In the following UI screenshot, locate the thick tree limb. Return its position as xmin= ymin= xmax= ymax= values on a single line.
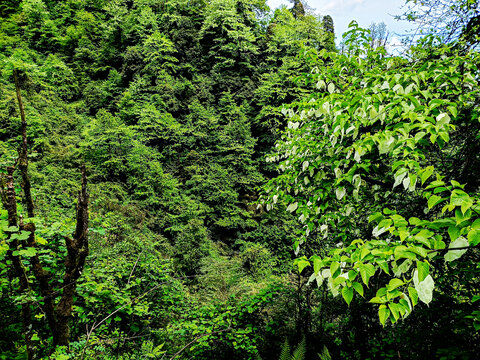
xmin=3 ymin=167 xmax=35 ymax=360
xmin=4 ymin=71 xmax=90 ymax=351
xmin=55 ymin=165 xmax=89 ymax=346
xmin=13 ymin=69 xmax=34 ymax=218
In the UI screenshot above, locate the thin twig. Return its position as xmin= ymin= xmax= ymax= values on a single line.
xmin=168 ymin=328 xmax=232 ymax=360
xmin=428 ymin=245 xmax=475 ymax=254
xmin=81 ymin=280 xmax=170 ymax=359
xmin=128 ymin=249 xmax=146 ymax=285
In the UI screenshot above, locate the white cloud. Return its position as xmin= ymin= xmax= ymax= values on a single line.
xmin=268 ymin=0 xmax=367 ymax=15
xmin=389 ymin=35 xmax=403 ymax=47
xmin=315 ymin=0 xmax=366 ymax=15
xmin=386 ymin=35 xmax=407 ymax=55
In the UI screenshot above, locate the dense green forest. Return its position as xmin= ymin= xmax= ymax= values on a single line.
xmin=0 ymin=0 xmax=479 ymax=359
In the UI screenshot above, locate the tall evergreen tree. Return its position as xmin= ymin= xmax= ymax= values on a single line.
xmin=322 ymin=15 xmax=335 ymax=50
xmin=289 ymin=0 xmax=305 ymax=18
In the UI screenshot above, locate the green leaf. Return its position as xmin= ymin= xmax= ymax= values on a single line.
xmin=328 ymin=82 xmax=335 ymax=94
xmin=408 ymin=286 xmax=418 ymax=307
xmin=414 ymin=229 xmax=434 ymax=246
xmin=286 ymin=202 xmax=298 ymax=213
xmin=393 ymin=168 xmax=408 ymax=188
xmin=330 ymin=262 xmax=340 ymax=278
xmin=16 ymin=231 xmax=31 ymax=241
xmin=413 ymin=270 xmax=434 ymax=305
xmin=430 ymin=218 xmax=455 ymax=229
xmin=436 ymin=113 xmax=451 ymax=128
xmin=425 ymin=180 xmax=445 ymax=190
xmin=391 ymin=214 xmax=408 ymax=227
xmin=378 ymin=305 xmax=390 ymax=326
xmin=3 ymin=226 xmax=19 ymax=232
xmin=450 ymin=189 xmax=469 ymax=207
xmin=427 ymin=195 xmax=444 ymax=209
xmin=333 ymin=276 xmax=347 ymax=286
xmin=352 ymin=282 xmax=364 ymax=297
xmin=359 ymin=263 xmax=376 ymax=286
xmin=467 ymin=229 xmax=480 ymax=246
xmin=335 ymin=187 xmax=346 ymax=200
xmin=399 ymin=297 xmax=412 ymax=316
xmin=376 ymin=259 xmax=390 ymax=274
xmin=376 ymin=287 xmax=387 ymax=298
xmin=397 ymin=301 xmax=409 ymax=318
xmin=387 ymin=289 xmax=401 ymax=301
xmin=450 ymin=180 xmax=464 ymax=189
xmin=448 ymin=226 xmax=460 ymax=242
xmin=368 ymin=212 xmax=383 ymax=223
xmin=312 ymin=256 xmax=323 ymax=274
xmin=409 ymin=217 xmax=421 ymax=225
xmin=398 ymin=230 xmax=409 ymax=242
xmin=393 ymin=259 xmax=412 ymax=277
xmin=455 ymin=208 xmax=471 ymax=225
xmin=348 ymin=269 xmax=358 ymax=281
xmin=461 ymin=199 xmax=473 ymax=215
xmin=388 ymin=303 xmax=400 ymax=322
xmin=19 ymin=247 xmax=37 ymax=257
xmin=383 ymin=208 xmax=395 ymax=215
xmin=408 ymin=246 xmax=428 ymax=258
xmin=360 ymin=247 xmax=370 ymax=260
xmin=432 ymin=238 xmax=446 ymax=250
xmin=447 ymin=105 xmax=458 ymax=118
xmin=416 ymin=261 xmax=429 ymax=282
xmin=342 ymin=286 xmax=354 ymax=306
xmin=296 ymin=258 xmax=311 ymax=273
xmin=386 ymin=278 xmax=404 ymax=291
xmin=370 ymin=296 xmax=387 ymax=304
xmin=434 ymin=186 xmax=448 ymax=194
xmin=444 ymin=236 xmax=469 ymax=262
xmin=394 ymin=247 xmax=417 ymax=260
xmin=420 ymin=166 xmax=434 ymax=185
xmin=36 ymin=236 xmax=48 ymax=245
xmin=471 ymin=219 xmax=480 ymax=230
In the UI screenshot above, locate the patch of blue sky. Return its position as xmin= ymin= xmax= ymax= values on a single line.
xmin=266 ymin=0 xmax=418 ymax=51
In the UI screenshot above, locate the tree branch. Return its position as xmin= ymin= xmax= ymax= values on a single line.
xmin=13 ymin=69 xmax=34 ymax=218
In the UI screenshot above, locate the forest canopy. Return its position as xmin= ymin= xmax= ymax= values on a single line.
xmin=0 ymin=0 xmax=479 ymax=360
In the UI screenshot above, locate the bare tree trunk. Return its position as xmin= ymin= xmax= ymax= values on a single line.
xmin=56 ymin=165 xmax=89 ymax=346
xmin=5 ymin=69 xmax=90 ymax=350
xmin=13 ymin=70 xmax=34 ymax=218
xmin=14 ymin=69 xmax=60 ymax=347
xmin=2 ymin=167 xmax=35 ymax=360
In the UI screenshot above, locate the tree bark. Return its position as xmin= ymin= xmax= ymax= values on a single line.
xmin=55 ymin=165 xmax=89 ymax=346
xmin=13 ymin=69 xmax=34 ymax=218
xmin=14 ymin=68 xmax=59 ymax=346
xmin=4 ymin=69 xmax=90 ymax=351
xmin=2 ymin=167 xmax=35 ymax=360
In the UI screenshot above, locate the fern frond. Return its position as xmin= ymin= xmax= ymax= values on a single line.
xmin=292 ymin=336 xmax=306 ymax=360
xmin=318 ymin=345 xmax=332 ymax=360
xmin=279 ymin=339 xmax=291 ymax=360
